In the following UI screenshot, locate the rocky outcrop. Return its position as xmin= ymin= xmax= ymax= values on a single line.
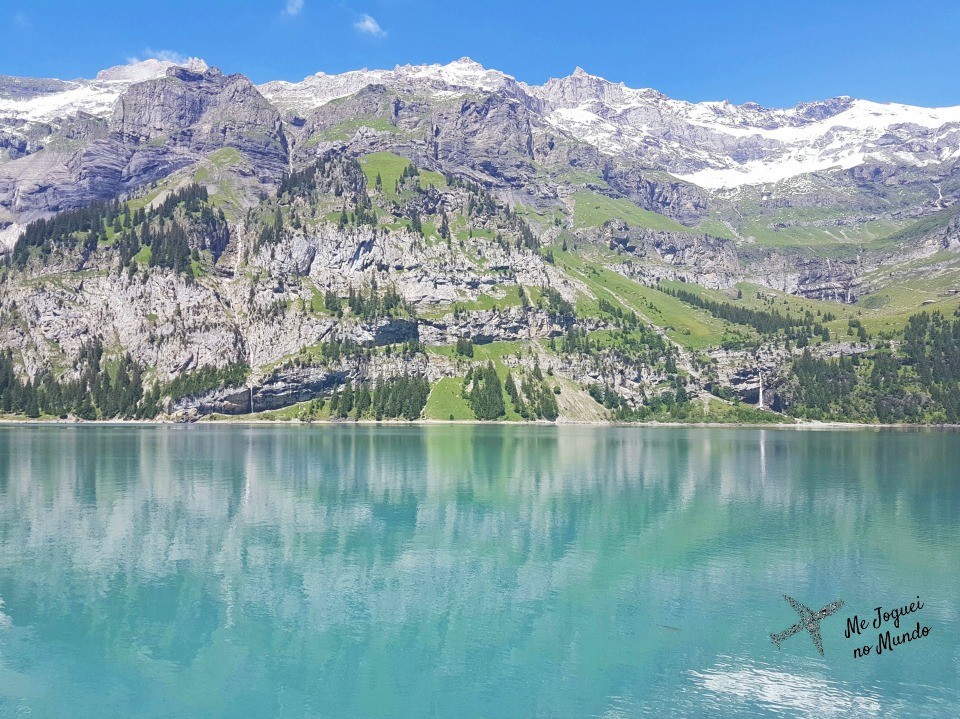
xmin=744 ymin=251 xmax=862 ymax=301
xmin=170 ymin=350 xmax=451 ymax=417
xmin=248 ymin=218 xmax=561 ymax=307
xmin=418 ymin=307 xmax=579 ymax=345
xmin=602 ymin=166 xmax=710 ymax=225
xmin=170 ymin=385 xmax=253 ymax=416
xmin=599 ymin=220 xmax=741 ymax=288
xmin=112 ymin=66 xmax=287 ymax=178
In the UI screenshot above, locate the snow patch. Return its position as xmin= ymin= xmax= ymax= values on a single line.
xmin=677 ymin=153 xmax=865 ymax=189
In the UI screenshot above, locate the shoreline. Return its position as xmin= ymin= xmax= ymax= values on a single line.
xmin=0 ymin=417 xmax=957 ymax=430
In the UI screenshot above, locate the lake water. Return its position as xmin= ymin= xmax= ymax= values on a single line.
xmin=0 ymin=425 xmax=957 ymax=718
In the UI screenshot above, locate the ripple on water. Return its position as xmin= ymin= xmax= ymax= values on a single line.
xmin=690 ymin=658 xmax=895 ymax=718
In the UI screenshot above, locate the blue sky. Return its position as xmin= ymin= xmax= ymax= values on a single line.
xmin=4 ymin=0 xmax=960 ymax=108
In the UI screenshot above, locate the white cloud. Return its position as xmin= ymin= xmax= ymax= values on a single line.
xmin=284 ymin=0 xmax=304 ymax=16
xmin=354 ymin=13 xmax=386 ymax=37
xmin=13 ymin=12 xmax=30 ymax=29
xmin=127 ymin=48 xmax=191 ymax=65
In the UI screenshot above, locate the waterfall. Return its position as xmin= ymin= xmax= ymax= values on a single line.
xmin=758 ymin=369 xmax=764 ymax=408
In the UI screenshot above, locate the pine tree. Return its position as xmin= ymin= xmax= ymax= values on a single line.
xmin=455 ymin=337 xmax=474 ymax=357
xmin=340 ymin=384 xmax=355 ymax=417
xmin=470 ymin=362 xmax=505 ymax=420
xmin=356 ymin=382 xmax=371 ymax=417
xmin=24 ymin=384 xmax=40 ymax=418
xmin=76 ymin=394 xmax=97 ymax=420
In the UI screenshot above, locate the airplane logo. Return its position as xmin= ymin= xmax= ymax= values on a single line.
xmin=770 ymin=595 xmax=844 ymax=656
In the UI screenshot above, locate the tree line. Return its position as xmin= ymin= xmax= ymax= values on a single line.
xmin=0 ymin=340 xmax=148 ymax=419
xmin=660 ymin=284 xmax=810 ymax=334
xmin=9 ymin=183 xmax=220 ymax=278
xmin=328 ymin=376 xmax=430 ymax=421
xmin=781 ymin=310 xmax=960 ymax=423
xmin=506 ymin=366 xmax=559 ymax=420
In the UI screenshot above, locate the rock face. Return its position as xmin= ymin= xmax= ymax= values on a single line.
xmin=0 ymin=65 xmax=287 ymax=226
xmin=170 ymin=385 xmax=252 ymax=416
xmin=601 ymin=166 xmax=709 ymax=225
xmin=2 ymin=266 xmax=246 ymax=380
xmin=112 ymin=67 xmax=287 ymax=178
xmin=742 ymin=251 xmax=862 ymax=301
xmin=599 ymin=220 xmax=741 ymax=288
xmin=419 ymin=308 xmax=577 ymax=345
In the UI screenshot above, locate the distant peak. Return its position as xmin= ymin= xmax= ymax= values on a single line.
xmin=793 ymin=95 xmax=856 ymax=121
xmin=167 ymin=64 xmax=220 ymax=81
xmin=564 ymin=67 xmax=611 ymax=85
xmin=96 ymin=57 xmax=208 ymax=83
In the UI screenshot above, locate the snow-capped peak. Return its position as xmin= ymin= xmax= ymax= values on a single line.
xmin=534 ymin=68 xmax=664 ymax=111
xmin=0 ymin=57 xmax=210 ymax=131
xmin=95 ymin=57 xmax=208 ymax=83
xmin=402 ymin=58 xmax=517 ymax=100
xmin=532 ymin=71 xmax=960 ymax=188
xmin=5 ymin=57 xmax=960 ymax=191
xmin=258 ymin=58 xmax=518 ymax=113
xmin=407 ymin=56 xmax=512 ymax=90
xmin=259 ymin=59 xmax=960 ymax=188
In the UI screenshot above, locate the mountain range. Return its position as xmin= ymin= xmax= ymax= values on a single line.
xmin=0 ymin=57 xmax=958 ymax=424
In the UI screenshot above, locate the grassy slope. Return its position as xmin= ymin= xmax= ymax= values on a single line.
xmin=854 ymin=259 xmax=960 ymax=334
xmin=359 ymin=152 xmax=447 ymax=201
xmin=192 ymin=147 xmax=249 ymax=218
xmin=427 ymin=341 xmax=529 ymax=421
xmin=556 ymin=249 xmax=737 ymax=349
xmin=311 ymin=118 xmax=403 ymax=144
xmin=659 ymin=266 xmax=960 ymax=340
xmin=659 ymin=279 xmax=856 ymax=339
xmin=844 ymin=207 xmax=960 ymax=331
xmin=571 ymin=191 xmax=690 ymax=232
xmin=694 ymin=218 xmax=739 ymax=241
xmin=424 ymin=377 xmax=475 ymax=420
xmin=738 ymin=219 xmax=905 ymax=254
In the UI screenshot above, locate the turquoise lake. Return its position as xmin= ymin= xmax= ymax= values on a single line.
xmin=0 ymin=425 xmax=957 ymax=717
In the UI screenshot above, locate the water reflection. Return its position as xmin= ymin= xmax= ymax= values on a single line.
xmin=0 ymin=425 xmax=957 ymax=718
